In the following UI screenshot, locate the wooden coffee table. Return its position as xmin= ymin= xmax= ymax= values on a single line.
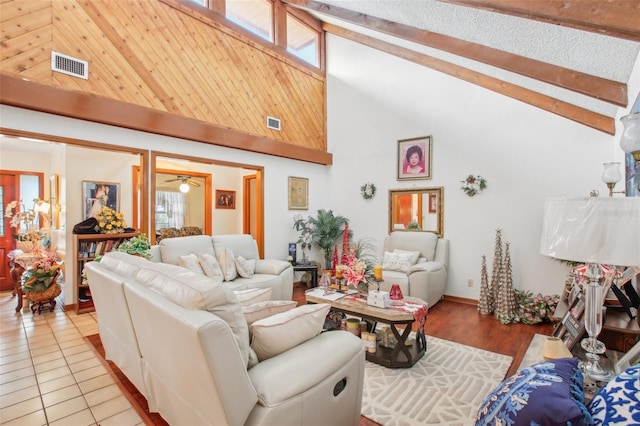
xmin=306 ymin=289 xmax=428 ymax=368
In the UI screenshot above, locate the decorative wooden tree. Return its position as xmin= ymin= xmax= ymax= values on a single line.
xmin=496 ymin=242 xmax=517 ymax=324
xmin=490 ymin=229 xmax=503 ymax=318
xmin=340 ymin=222 xmax=350 ymax=266
xmin=478 ymin=255 xmax=493 ymax=314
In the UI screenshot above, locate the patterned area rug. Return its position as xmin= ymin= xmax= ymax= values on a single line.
xmin=362 ymin=335 xmax=513 ymax=426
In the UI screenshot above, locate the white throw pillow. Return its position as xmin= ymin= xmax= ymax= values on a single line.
xmin=243 ymin=300 xmax=297 ymax=326
xmin=219 ymin=247 xmax=238 ymax=281
xmin=235 ymin=256 xmax=256 ymax=278
xmin=250 ymin=303 xmax=330 ymax=361
xmin=382 ymin=251 xmax=415 ymax=273
xmin=178 ymin=253 xmax=204 ymax=274
xmin=199 ymin=253 xmax=224 ymax=281
xmin=234 ymin=288 xmax=272 ymax=307
xmin=392 ymin=249 xmax=420 ymax=265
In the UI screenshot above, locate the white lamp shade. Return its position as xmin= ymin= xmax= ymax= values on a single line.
xmin=601 ymin=162 xmax=621 ymax=184
xmin=620 ymin=112 xmax=640 ymax=154
xmin=540 ymin=197 xmax=640 ymax=266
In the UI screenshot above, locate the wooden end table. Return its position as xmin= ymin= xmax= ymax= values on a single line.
xmin=293 ymin=264 xmax=318 ymax=287
xmin=306 ymin=290 xmax=428 ymax=368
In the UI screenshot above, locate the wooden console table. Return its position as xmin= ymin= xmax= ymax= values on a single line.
xmin=553 ymin=299 xmax=640 ymax=352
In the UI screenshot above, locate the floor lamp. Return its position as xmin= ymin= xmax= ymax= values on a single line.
xmin=540 ymin=197 xmax=640 ymax=381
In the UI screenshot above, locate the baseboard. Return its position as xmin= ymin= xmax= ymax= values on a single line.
xmin=443 ymin=295 xmax=478 ymax=305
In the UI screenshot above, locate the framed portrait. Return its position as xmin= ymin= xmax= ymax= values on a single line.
xmin=83 ymin=181 xmax=119 ymax=219
xmin=397 ymin=136 xmax=432 ymax=180
xmin=215 ymin=190 xmax=236 ymax=209
xmin=49 ymin=174 xmax=60 ymax=229
xmin=288 ymin=176 xmax=308 ymax=210
xmin=428 ymin=193 xmax=437 ymax=213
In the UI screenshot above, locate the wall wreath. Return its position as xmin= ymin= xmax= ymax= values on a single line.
xmin=461 ymin=175 xmax=487 ymax=197
xmin=360 ymin=182 xmax=376 ymax=199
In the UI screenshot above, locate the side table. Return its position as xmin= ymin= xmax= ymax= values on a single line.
xmin=293 ymin=264 xmax=318 ymax=288
xmin=8 ymin=250 xmax=26 ymax=312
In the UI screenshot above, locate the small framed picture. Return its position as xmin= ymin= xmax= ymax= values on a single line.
xmin=397 ymin=136 xmax=432 ymax=180
xmin=216 ymin=190 xmax=235 ymax=209
xmin=615 ymin=339 xmax=640 ymax=374
xmin=288 ymin=176 xmax=308 ymax=210
xmin=83 ymin=181 xmax=119 ymax=219
xmin=428 ymin=193 xmax=437 ymax=213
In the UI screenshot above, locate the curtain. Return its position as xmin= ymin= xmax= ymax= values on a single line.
xmin=156 ymin=190 xmax=188 ymax=229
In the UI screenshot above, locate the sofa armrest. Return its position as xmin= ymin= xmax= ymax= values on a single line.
xmin=149 ymin=245 xmax=162 ymax=263
xmin=248 ymin=331 xmax=364 ymax=406
xmin=255 ymin=259 xmax=292 ymax=276
xmin=407 ymin=261 xmax=444 ymax=275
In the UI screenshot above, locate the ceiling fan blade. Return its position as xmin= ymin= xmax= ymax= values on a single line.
xmin=188 ymin=180 xmax=201 ymax=187
xmin=164 ymin=178 xmax=181 ymax=183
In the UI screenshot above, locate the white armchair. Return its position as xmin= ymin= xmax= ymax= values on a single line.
xmin=378 ymin=231 xmax=449 ymax=308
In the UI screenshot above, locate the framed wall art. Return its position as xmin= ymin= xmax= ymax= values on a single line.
xmin=428 ymin=193 xmax=437 ymax=213
xmin=397 ymin=136 xmax=432 ymax=180
xmin=552 ymin=293 xmax=586 ymax=351
xmin=216 ymin=190 xmax=236 ymax=209
xmin=288 ymin=176 xmax=308 ymax=210
xmin=83 ymin=181 xmax=119 ymax=219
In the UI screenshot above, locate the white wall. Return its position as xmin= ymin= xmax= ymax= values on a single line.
xmin=326 ymin=35 xmax=638 ymax=299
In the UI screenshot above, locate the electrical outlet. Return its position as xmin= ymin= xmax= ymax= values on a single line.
xmin=467 ymin=279 xmax=473 ymax=287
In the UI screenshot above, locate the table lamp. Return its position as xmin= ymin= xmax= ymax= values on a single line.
xmin=540 ymin=197 xmax=640 ymax=381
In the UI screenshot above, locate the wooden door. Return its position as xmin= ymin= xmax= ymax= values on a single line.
xmin=0 ymin=173 xmax=17 ymax=291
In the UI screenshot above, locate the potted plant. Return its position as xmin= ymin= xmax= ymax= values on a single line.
xmin=294 ymin=209 xmax=349 ymax=270
xmin=116 ymin=233 xmax=152 ymax=259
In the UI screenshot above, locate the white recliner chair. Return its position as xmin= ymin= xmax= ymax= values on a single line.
xmin=379 ymin=231 xmax=449 ymax=308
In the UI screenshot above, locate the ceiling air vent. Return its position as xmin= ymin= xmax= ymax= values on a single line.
xmin=266 ymin=116 xmax=281 ymax=131
xmin=51 ymin=51 xmax=88 ymax=80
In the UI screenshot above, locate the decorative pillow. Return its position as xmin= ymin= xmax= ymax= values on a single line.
xmin=235 ymin=256 xmax=256 ymax=278
xmin=234 ymin=288 xmax=272 ymax=307
xmin=250 ymin=303 xmax=331 ymax=361
xmin=219 ymin=247 xmax=238 ymax=281
xmin=178 ymin=253 xmax=204 ymax=274
xmin=393 ymin=249 xmax=420 ymax=265
xmin=588 ymin=364 xmax=640 ymax=425
xmin=382 ymin=251 xmax=416 ymax=273
xmin=476 ymin=357 xmax=591 ymax=426
xmin=243 ymin=300 xmax=297 ymax=326
xmin=198 ymin=253 xmax=224 ymax=281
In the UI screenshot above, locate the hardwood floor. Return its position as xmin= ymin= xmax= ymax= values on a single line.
xmin=89 ymin=282 xmax=554 ymax=425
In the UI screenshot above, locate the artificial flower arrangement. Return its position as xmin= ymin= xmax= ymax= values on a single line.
xmin=360 ymin=182 xmax=376 ymax=200
xmin=509 ymin=290 xmax=560 ymax=325
xmin=22 ymin=249 xmax=62 ymax=293
xmin=335 ymin=227 xmax=377 ymax=294
xmin=94 ymin=205 xmax=127 ymax=234
xmin=461 ymin=175 xmax=487 ymax=197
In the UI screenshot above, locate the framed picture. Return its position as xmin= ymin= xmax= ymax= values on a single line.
xmin=428 ymin=193 xmax=437 ymax=213
xmin=83 ymin=181 xmax=119 ymax=219
xmin=397 ymin=136 xmax=432 ymax=180
xmin=288 ymin=176 xmax=308 ymax=210
xmin=552 ymin=293 xmax=586 ymax=351
xmin=615 ymin=339 xmax=640 ymax=374
xmin=49 ymin=174 xmax=60 ymax=229
xmin=215 ymin=190 xmax=236 ymax=209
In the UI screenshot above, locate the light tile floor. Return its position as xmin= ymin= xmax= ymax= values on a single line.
xmin=0 ymin=289 xmax=144 ymax=426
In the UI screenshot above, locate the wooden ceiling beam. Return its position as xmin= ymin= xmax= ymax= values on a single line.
xmin=285 ymin=0 xmax=627 ymax=107
xmin=324 ymin=23 xmax=614 ymax=135
xmin=438 ymin=0 xmax=640 ymax=43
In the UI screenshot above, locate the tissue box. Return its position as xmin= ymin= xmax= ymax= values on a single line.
xmin=368 ymin=290 xmax=390 ymax=308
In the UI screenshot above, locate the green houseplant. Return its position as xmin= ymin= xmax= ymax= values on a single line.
xmin=294 ymin=209 xmax=350 ymax=269
xmin=115 ymin=233 xmax=152 ymax=259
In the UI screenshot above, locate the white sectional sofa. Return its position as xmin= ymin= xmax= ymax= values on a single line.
xmin=84 ymin=250 xmax=365 ymax=426
xmin=149 ymin=234 xmax=294 ymax=300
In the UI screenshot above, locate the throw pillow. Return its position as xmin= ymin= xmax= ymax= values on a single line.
xmin=178 ymin=253 xmax=204 ymax=274
xmin=588 ymin=364 xmax=640 ymax=425
xmin=219 ymin=247 xmax=238 ymax=281
xmin=235 ymin=256 xmax=256 ymax=278
xmin=250 ymin=303 xmax=331 ymax=361
xmin=198 ymin=253 xmax=224 ymax=281
xmin=382 ymin=251 xmax=416 ymax=273
xmin=234 ymin=288 xmax=272 ymax=307
xmin=243 ymin=300 xmax=297 ymax=325
xmin=476 ymin=357 xmax=591 ymax=426
xmin=392 ymin=249 xmax=420 ymax=265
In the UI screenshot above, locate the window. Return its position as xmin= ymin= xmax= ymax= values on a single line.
xmin=190 ymin=0 xmax=207 ymax=5
xmin=226 ymin=0 xmax=273 ymax=42
xmin=286 ymin=13 xmax=319 ymax=66
xmin=156 ymin=190 xmax=188 ymax=230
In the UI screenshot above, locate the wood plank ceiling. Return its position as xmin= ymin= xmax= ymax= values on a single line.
xmin=285 ymin=0 xmax=640 ymax=134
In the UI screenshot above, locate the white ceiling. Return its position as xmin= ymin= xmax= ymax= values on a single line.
xmin=296 ymin=0 xmax=640 ymax=129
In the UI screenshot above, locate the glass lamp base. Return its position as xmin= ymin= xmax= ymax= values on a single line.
xmin=578 ymin=340 xmax=613 ymax=382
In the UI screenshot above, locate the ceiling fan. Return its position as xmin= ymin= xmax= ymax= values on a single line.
xmin=164 ymin=175 xmax=200 ymax=193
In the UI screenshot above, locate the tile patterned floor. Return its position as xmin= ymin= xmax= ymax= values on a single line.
xmin=0 ymin=290 xmax=143 ymax=426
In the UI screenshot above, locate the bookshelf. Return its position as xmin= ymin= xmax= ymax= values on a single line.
xmin=73 ymin=231 xmax=139 ymax=314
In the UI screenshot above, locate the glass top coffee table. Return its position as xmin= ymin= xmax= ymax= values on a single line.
xmin=306 ymin=289 xmax=428 ymax=368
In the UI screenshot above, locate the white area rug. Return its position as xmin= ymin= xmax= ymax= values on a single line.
xmin=361 ymin=335 xmax=513 ymax=426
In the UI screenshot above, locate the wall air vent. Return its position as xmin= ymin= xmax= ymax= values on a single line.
xmin=51 ymin=51 xmax=89 ymax=80
xmin=266 ymin=116 xmax=281 ymax=131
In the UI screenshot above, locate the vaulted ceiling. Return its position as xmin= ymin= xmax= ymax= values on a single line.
xmin=285 ymin=0 xmax=640 ymax=134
